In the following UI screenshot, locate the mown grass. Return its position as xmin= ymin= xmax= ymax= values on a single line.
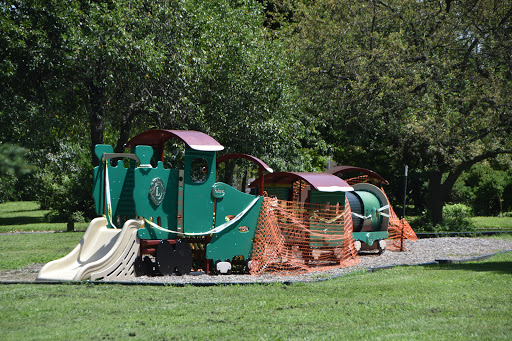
xmin=0 ymin=252 xmax=511 ymax=340
xmin=471 ymin=216 xmax=512 ymax=230
xmin=0 ymin=201 xmax=89 ymax=233
xmin=407 ymin=215 xmax=512 ymax=232
xmin=0 ymin=232 xmax=84 ymax=271
xmin=1 ymin=202 xmax=512 ymax=339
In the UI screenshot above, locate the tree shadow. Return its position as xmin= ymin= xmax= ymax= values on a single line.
xmin=425 ymin=258 xmax=512 ymax=275
xmin=0 ymin=216 xmax=46 ymax=226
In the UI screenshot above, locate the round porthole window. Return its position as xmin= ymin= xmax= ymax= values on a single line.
xmin=190 ymin=158 xmax=208 ymax=183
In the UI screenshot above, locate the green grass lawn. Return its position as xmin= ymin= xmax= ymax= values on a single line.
xmin=0 ymin=232 xmax=85 ymax=271
xmin=1 ymin=202 xmax=512 ymax=340
xmin=0 ymin=201 xmax=89 ymax=233
xmin=0 ymin=252 xmax=511 ymax=340
xmin=406 ymin=215 xmax=512 ymax=232
xmin=472 ymin=216 xmax=512 ymax=230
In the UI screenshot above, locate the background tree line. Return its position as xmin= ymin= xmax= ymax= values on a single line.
xmin=1 ymin=0 xmax=511 ymax=229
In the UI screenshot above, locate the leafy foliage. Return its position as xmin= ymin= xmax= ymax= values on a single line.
xmin=28 ymin=141 xmax=95 ymax=224
xmin=286 ymin=0 xmax=512 ymax=222
xmin=0 ymin=143 xmax=36 ymax=202
xmin=451 ymin=162 xmax=512 ymax=216
xmin=1 ymin=0 xmax=511 ymax=223
xmin=0 ymin=0 xmax=310 ymax=220
xmin=0 ymin=143 xmax=35 ymax=177
xmin=442 ymin=203 xmax=475 ymax=232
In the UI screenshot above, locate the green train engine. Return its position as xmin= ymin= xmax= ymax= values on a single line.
xmin=37 ymin=129 xmax=397 ymax=281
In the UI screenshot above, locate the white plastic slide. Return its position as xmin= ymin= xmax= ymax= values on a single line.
xmin=36 ymin=217 xmax=142 ymax=281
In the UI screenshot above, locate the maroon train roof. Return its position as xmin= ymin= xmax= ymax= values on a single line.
xmin=254 ymin=171 xmax=353 ymax=192
xmin=124 ymin=129 xmax=224 ymax=152
xmin=326 ymin=165 xmax=389 ymax=185
xmin=216 ymin=153 xmax=273 ymax=173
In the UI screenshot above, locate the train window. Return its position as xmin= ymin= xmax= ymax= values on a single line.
xmin=190 ymin=158 xmax=208 ymax=183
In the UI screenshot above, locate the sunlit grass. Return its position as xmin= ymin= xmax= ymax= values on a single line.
xmin=0 ymin=232 xmax=84 ymax=271
xmin=0 ymin=201 xmax=88 ymax=233
xmin=2 ymin=202 xmax=512 ymax=339
xmin=472 ymin=216 xmax=512 ymax=230
xmin=0 ymin=252 xmax=511 ymax=340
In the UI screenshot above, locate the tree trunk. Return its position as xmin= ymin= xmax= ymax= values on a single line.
xmin=222 ymin=161 xmax=235 ymax=186
xmin=427 ymin=168 xmax=465 ymax=225
xmin=67 ymin=221 xmax=74 ymax=232
xmin=241 ymin=170 xmax=248 ymax=193
xmin=114 ymin=110 xmax=135 ymax=153
xmin=427 ymin=171 xmax=448 ymax=224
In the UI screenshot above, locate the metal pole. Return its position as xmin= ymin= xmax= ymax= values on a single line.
xmin=402 ymin=165 xmax=408 ymax=219
xmin=401 ymin=165 xmax=408 ymax=252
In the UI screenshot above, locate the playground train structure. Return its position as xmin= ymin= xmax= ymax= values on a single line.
xmin=37 ymin=129 xmax=417 ymax=281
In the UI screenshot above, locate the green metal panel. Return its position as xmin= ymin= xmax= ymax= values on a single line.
xmin=352 ymin=231 xmax=388 ymax=246
xmin=206 ymin=184 xmax=262 ymax=261
xmin=182 ymin=148 xmax=217 ymax=234
xmin=308 ymin=190 xmax=346 ymax=248
xmin=355 ymin=190 xmax=382 ymax=231
xmin=132 ymin=146 xmax=179 ymax=240
xmin=309 ymin=190 xmax=345 ymax=205
xmin=92 ymin=144 xmax=136 ymax=228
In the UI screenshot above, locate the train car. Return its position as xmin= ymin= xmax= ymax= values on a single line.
xmin=37 ymin=129 xmax=398 ymax=281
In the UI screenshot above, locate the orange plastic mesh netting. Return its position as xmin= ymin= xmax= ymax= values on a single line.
xmin=345 ymin=175 xmax=418 ymax=251
xmin=381 ymin=188 xmax=418 ymax=251
xmin=250 ymin=196 xmax=360 ymax=275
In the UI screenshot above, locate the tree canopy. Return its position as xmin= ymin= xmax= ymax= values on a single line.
xmin=1 ymin=0 xmax=511 ymax=223
xmin=1 ymin=0 xmax=307 ymax=168
xmin=287 ymin=0 xmax=512 ymax=222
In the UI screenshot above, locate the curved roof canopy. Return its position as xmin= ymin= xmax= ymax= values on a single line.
xmin=326 ymin=165 xmax=389 ymax=185
xmin=216 ymin=153 xmax=273 ymax=173
xmin=255 ymin=171 xmax=353 ymax=192
xmin=125 ymin=129 xmax=224 ymax=152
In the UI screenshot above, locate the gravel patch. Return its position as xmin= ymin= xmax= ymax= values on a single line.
xmin=2 ymin=237 xmax=512 ymax=284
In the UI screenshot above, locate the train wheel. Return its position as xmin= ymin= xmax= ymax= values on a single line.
xmin=156 ymin=240 xmax=176 ymax=276
xmin=244 ymin=258 xmax=252 ymax=274
xmin=134 ymin=256 xmax=156 ymax=276
xmin=134 ymin=256 xmax=152 ymax=276
xmin=214 ymin=259 xmax=232 ymax=275
xmin=377 ymin=240 xmax=386 ymax=255
xmin=175 ymin=240 xmax=193 ymax=276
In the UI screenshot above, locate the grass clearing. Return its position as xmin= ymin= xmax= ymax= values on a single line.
xmin=0 ymin=201 xmax=88 ymax=233
xmin=0 ymin=232 xmax=84 ymax=271
xmin=0 ymin=252 xmax=511 ymax=340
xmin=472 ymin=216 xmax=512 ymax=231
xmin=2 ymin=201 xmax=512 ymax=339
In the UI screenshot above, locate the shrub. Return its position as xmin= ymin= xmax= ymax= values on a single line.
xmin=412 ymin=204 xmax=476 ymax=233
xmin=442 ymin=204 xmax=475 ymax=232
xmin=29 ymin=141 xmax=96 ymax=226
xmin=0 ymin=174 xmax=18 ymax=203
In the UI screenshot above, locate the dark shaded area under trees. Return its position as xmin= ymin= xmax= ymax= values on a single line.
xmin=1 ymin=0 xmax=511 ymax=227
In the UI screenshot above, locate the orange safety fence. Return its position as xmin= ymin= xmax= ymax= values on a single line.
xmin=249 ymin=175 xmax=418 ymax=276
xmin=250 ymin=196 xmax=360 ymax=275
xmin=381 ymin=188 xmax=418 ymax=251
xmin=345 ymin=175 xmax=418 ymax=251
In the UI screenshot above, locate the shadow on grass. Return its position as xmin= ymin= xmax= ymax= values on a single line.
xmin=0 ymin=216 xmax=47 ymax=226
xmin=426 ymin=261 xmax=512 ymax=275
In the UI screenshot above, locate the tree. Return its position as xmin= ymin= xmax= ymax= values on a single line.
xmin=1 ymin=0 xmax=312 ymax=220
xmin=0 ymin=0 xmax=81 ymax=150
xmin=0 ymin=143 xmax=34 ymax=177
xmin=452 ymin=161 xmax=512 ymax=216
xmin=287 ymin=0 xmax=512 ymax=222
xmin=1 ymin=0 xmax=308 ymax=167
